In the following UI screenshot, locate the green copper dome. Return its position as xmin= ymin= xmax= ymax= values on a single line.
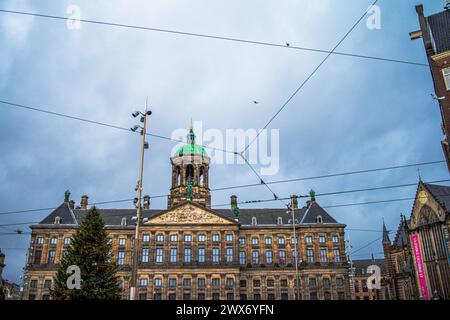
xmin=175 ymin=126 xmax=207 ymax=157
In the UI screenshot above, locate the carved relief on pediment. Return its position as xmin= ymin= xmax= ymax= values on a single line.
xmin=146 ymin=204 xmax=233 ymax=224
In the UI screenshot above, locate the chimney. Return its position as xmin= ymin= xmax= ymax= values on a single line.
xmin=69 ymin=200 xmax=75 ymax=209
xmin=143 ymin=195 xmax=150 ymax=209
xmin=230 ymin=195 xmax=237 ymax=209
xmin=81 ymin=195 xmax=88 ymax=209
xmin=290 ymin=195 xmax=298 ymax=209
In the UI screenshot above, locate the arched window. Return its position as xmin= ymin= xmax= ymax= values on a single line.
xmin=176 ymin=167 xmax=181 ymax=186
xmin=252 ymin=217 xmax=257 ymax=225
xmin=316 ymin=216 xmax=323 ymax=224
xmin=185 ymin=165 xmax=194 ymax=183
xmin=199 ymin=166 xmax=205 ymax=186
xmin=54 ymin=216 xmax=61 ymax=225
xmin=277 ymin=217 xmax=283 ymax=225
xmin=121 ymin=217 xmax=127 ymax=226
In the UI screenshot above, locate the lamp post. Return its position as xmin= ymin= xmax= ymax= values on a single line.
xmin=129 ymin=97 xmax=152 ymax=300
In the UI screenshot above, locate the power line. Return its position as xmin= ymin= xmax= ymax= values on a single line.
xmin=0 ymin=177 xmax=448 ymax=216
xmin=0 ymin=8 xmax=427 ymax=68
xmin=211 ymin=160 xmax=446 ymax=192
xmin=0 ymin=100 xmax=235 ymax=155
xmin=242 ymin=0 xmax=379 ymax=153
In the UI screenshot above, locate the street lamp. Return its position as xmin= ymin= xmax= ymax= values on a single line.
xmin=129 ymin=97 xmax=152 ymax=301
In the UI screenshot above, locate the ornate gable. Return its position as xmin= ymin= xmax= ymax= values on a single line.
xmin=145 ymin=202 xmax=236 ymax=225
xmin=409 ymin=183 xmax=446 ymax=230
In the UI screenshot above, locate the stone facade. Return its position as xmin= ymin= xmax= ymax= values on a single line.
xmin=22 ymin=128 xmax=350 ymax=300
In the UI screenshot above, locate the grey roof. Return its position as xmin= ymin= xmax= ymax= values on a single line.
xmin=35 ymin=200 xmax=340 ymax=227
xmin=423 ymin=183 xmax=450 ymax=211
xmin=352 ymin=258 xmax=386 ymax=276
xmin=427 ymin=9 xmax=450 ymax=54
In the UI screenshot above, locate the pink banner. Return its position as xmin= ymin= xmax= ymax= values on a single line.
xmin=411 ymin=234 xmax=429 ymax=300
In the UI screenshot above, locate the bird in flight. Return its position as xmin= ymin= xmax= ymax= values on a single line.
xmin=253 ymin=101 xmax=259 ymax=104
xmin=286 ymin=42 xmax=290 ymax=47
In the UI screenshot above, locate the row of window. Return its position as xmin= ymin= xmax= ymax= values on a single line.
xmin=134 ymin=277 xmax=345 ymax=288
xmin=117 ymin=248 xmax=341 ymax=265
xmin=34 ymin=234 xmax=341 ymax=247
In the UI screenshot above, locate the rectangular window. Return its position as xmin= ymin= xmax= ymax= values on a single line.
xmin=279 ymin=251 xmax=286 ymax=265
xmin=292 ymin=250 xmax=298 ymax=264
xmin=154 ymin=278 xmax=162 ymax=287
xmin=226 ymin=234 xmax=233 ymax=242
xmin=253 ymin=279 xmax=260 ymax=287
xmin=226 ymin=278 xmax=234 ymax=287
xmin=198 ymin=278 xmax=206 ymax=287
xmin=252 ymin=237 xmax=259 ymax=245
xmin=323 ymin=278 xmax=331 ymax=287
xmin=139 ymin=293 xmax=147 ymax=300
xmin=198 ymin=234 xmax=206 ymax=242
xmin=184 ymin=248 xmax=192 ymax=263
xmin=332 ymin=235 xmax=339 ymax=243
xmin=141 ymin=248 xmax=149 ymax=263
xmin=291 ymin=237 xmax=298 ymax=244
xmin=198 ymin=293 xmax=205 ymax=300
xmin=278 ymin=237 xmax=285 ymax=245
xmin=143 ymin=234 xmax=150 ymax=242
xmin=139 ymin=278 xmax=148 ymax=286
xmin=336 ymin=278 xmax=344 ymax=287
xmin=118 ymin=238 xmax=126 ymax=246
xmin=184 ymin=234 xmax=192 ymax=243
xmin=320 ymin=249 xmax=328 ymax=262
xmin=307 ymin=249 xmax=314 ymax=263
xmin=42 ymin=294 xmax=50 ymax=300
xmin=30 ymin=280 xmax=38 ymax=288
xmin=265 ymin=250 xmax=273 ymax=264
xmin=183 ymin=278 xmax=191 ymax=287
xmin=252 ymin=250 xmax=259 ymax=264
xmin=319 ymin=235 xmax=326 ymax=243
xmin=33 ymin=250 xmax=42 ymax=264
xmin=333 ymin=249 xmax=340 ymax=262
xmin=118 ymin=251 xmax=125 ymax=265
xmin=63 ymin=237 xmax=71 ymax=245
xmin=48 ymin=250 xmax=56 ymax=264
xmin=212 ymin=248 xmax=220 ymax=263
xmin=305 ymin=236 xmax=313 ymax=244
xmin=212 ymin=293 xmax=220 ymax=300
xmin=239 ymin=251 xmax=246 ymax=265
xmin=156 ymin=234 xmax=164 ymax=242
xmin=264 ymin=237 xmax=272 ymax=245
xmin=170 ymin=248 xmax=177 ymax=263
xmin=267 ymin=279 xmax=274 ymax=287
xmin=169 ymin=278 xmax=177 ymax=287
xmin=170 ymin=234 xmax=178 ymax=242
xmin=156 ymin=248 xmax=163 ymax=263
xmin=240 ymin=280 xmax=247 ymax=288
xmin=37 ymin=237 xmax=44 ymax=245
xmin=212 ymin=234 xmax=219 ymax=242
xmin=44 ymin=280 xmax=52 ymax=289
xmin=309 ymin=278 xmax=317 ymax=287
xmin=239 ymin=237 xmax=245 ymax=245
xmin=198 ymin=248 xmax=206 ymax=263
xmin=212 ymin=278 xmax=220 ymax=286
xmin=280 ymin=279 xmax=288 ymax=287
xmin=226 ymin=248 xmax=233 ymax=263
xmin=443 ymin=67 xmax=450 ymax=90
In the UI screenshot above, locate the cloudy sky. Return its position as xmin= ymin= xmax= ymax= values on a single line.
xmin=0 ymin=0 xmax=448 ymax=283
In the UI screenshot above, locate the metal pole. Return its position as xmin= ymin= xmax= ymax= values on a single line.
xmin=130 ymin=97 xmax=149 ymax=300
xmin=291 ymin=206 xmax=301 ymax=300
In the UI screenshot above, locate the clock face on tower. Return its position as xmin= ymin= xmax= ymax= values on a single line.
xmin=418 ymin=190 xmax=428 ymax=204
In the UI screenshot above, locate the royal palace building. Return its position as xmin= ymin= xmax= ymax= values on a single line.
xmin=22 ymin=127 xmax=350 ymax=300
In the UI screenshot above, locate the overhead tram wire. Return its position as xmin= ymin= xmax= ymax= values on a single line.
xmin=0 ymin=9 xmax=427 ymax=68
xmin=242 ymin=0 xmax=380 ymax=154
xmin=0 ymin=100 xmax=235 ymax=155
xmin=1 ymin=178 xmax=449 ymax=217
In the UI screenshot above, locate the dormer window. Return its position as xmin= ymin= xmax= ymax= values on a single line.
xmin=443 ymin=67 xmax=450 ymax=90
xmin=277 ymin=217 xmax=283 ymax=225
xmin=121 ymin=217 xmax=127 ymax=226
xmin=54 ymin=216 xmax=61 ymax=225
xmin=316 ymin=215 xmax=323 ymax=224
xmin=252 ymin=217 xmax=257 ymax=225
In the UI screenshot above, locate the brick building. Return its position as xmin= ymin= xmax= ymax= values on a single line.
xmin=410 ymin=3 xmax=450 ymax=171
xmin=350 ymin=258 xmax=388 ymax=300
xmin=22 ymin=127 xmax=350 ymax=300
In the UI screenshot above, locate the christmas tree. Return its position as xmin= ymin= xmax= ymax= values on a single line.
xmin=51 ymin=206 xmax=122 ymax=300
